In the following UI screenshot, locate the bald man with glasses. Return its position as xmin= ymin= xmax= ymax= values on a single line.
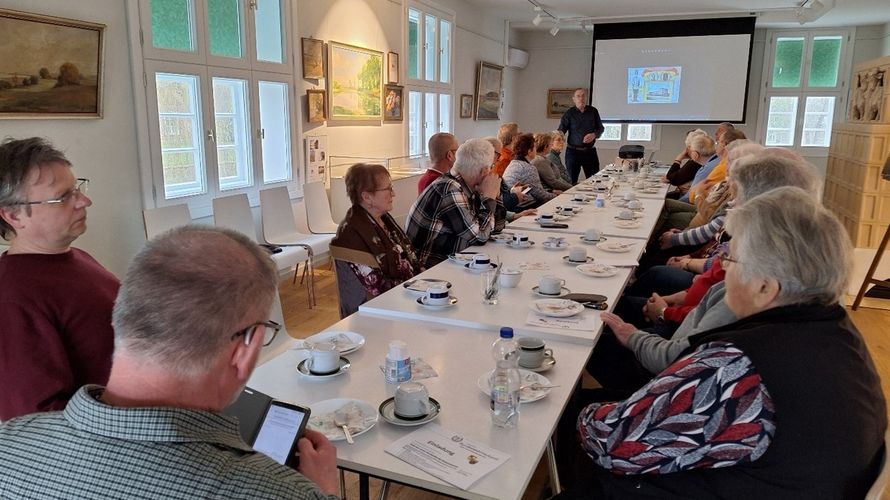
xmin=0 ymin=137 xmax=119 ymax=421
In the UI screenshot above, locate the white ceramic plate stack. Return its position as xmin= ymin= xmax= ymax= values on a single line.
xmin=402 ymin=279 xmax=452 ymax=295
xmin=530 ymin=299 xmax=585 ymax=317
xmin=576 ymin=263 xmax=619 ymax=278
xmin=596 ymin=241 xmax=634 ymax=253
xmin=302 ymin=330 xmax=366 ymax=354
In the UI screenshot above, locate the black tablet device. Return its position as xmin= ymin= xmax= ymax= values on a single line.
xmin=224 ymin=387 xmax=310 ymax=467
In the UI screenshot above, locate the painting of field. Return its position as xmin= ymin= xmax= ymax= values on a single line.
xmin=0 ymin=9 xmax=104 ymax=118
xmin=474 ymin=61 xmax=502 ymax=120
xmin=328 ymin=42 xmax=382 ymax=121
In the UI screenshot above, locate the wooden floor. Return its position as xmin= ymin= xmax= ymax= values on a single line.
xmin=279 ymin=267 xmax=890 ymax=499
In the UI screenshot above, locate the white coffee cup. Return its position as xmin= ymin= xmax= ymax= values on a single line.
xmin=572 ymin=194 xmax=587 ymax=202
xmin=512 ymin=232 xmax=529 ymax=246
xmin=545 ymin=236 xmax=565 ymax=247
xmin=584 ymin=228 xmax=602 ymax=241
xmin=472 ymin=253 xmax=491 ymax=269
xmin=623 ymin=192 xmax=637 ymax=201
xmin=568 ymin=246 xmax=588 ymax=262
xmin=517 ymin=337 xmax=553 ymax=369
xmin=539 ymin=212 xmax=554 ymax=221
xmin=394 ymin=381 xmax=430 ymax=418
xmin=307 ymin=342 xmax=340 ymax=375
xmin=628 ymin=200 xmax=643 ymax=210
xmin=560 ymin=206 xmax=575 ymax=215
xmin=425 ymin=284 xmax=450 ymax=305
xmin=617 ymin=209 xmax=634 ymax=220
xmin=538 ymin=275 xmax=565 ymax=295
xmin=499 ymin=267 xmax=523 ymax=288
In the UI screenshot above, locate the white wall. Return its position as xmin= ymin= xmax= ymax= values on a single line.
xmin=0 ymin=0 xmax=144 ymax=277
xmin=882 ymin=22 xmax=890 ymax=56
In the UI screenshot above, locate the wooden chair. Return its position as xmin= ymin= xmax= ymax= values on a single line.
xmin=852 ymin=160 xmax=890 ymax=310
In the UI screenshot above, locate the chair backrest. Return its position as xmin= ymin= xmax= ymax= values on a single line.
xmin=303 ymin=181 xmax=338 ymax=233
xmin=866 ymin=432 xmax=890 ymax=500
xmin=212 ymin=193 xmax=258 ymax=242
xmin=293 ymin=198 xmax=313 ymax=234
xmin=330 ymin=177 xmax=350 ymax=224
xmin=257 ymin=293 xmax=295 ymax=365
xmin=333 ymin=259 xmax=368 ymax=319
xmin=259 ymin=186 xmax=298 ymax=243
xmin=143 ymin=204 xmax=192 ymax=239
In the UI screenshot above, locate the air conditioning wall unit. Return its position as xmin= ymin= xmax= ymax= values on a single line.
xmin=507 ymin=47 xmax=529 ymax=69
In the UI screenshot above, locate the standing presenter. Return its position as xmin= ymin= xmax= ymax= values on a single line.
xmin=558 ymin=88 xmax=605 ymax=183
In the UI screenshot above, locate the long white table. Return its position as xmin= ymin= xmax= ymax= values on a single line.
xmin=359 ymin=230 xmax=638 ymax=345
xmin=248 ymin=313 xmax=592 ymax=500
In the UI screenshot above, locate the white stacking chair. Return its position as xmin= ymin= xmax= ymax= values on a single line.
xmin=292 ymin=198 xmax=334 ymax=255
xmin=303 ymin=181 xmax=340 ymax=234
xmin=142 ymin=204 xmax=192 ymax=239
xmin=329 ymin=177 xmax=350 ymax=225
xmin=212 ymin=193 xmax=314 ymax=308
xmin=259 ymin=187 xmax=333 ymax=307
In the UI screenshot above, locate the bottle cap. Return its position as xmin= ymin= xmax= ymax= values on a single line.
xmin=499 ymin=327 xmax=514 ymax=339
xmin=388 ymin=340 xmax=408 ymax=360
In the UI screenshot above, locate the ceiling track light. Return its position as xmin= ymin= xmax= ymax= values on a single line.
xmin=532 ymin=13 xmax=542 ymax=26
xmin=550 ymin=24 xmax=560 ymax=36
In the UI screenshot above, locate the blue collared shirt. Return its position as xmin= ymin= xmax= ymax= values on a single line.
xmin=680 ymin=154 xmax=720 ymax=202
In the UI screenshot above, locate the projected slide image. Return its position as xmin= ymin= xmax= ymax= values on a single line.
xmin=627 ymin=67 xmax=681 ymax=104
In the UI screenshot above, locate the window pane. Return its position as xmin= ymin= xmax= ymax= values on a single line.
xmin=151 ymin=0 xmax=194 ymax=52
xmin=208 ymin=0 xmax=243 ymax=58
xmin=772 ymin=37 xmax=804 ymax=88
xmin=439 ymin=94 xmax=451 ymax=133
xmin=424 ymin=14 xmax=437 ymax=81
xmin=765 ymin=96 xmax=798 ymax=146
xmin=254 ymin=0 xmax=284 ymax=63
xmin=801 ymin=96 xmax=835 ymax=147
xmin=439 ymin=20 xmax=451 ymax=84
xmin=213 ymin=78 xmax=252 ymax=190
xmin=600 ymin=124 xmax=621 ymax=141
xmin=808 ymin=36 xmax=842 ymax=88
xmin=408 ymin=91 xmax=422 ymax=155
xmin=156 ymin=73 xmax=205 ymax=198
xmin=627 ymin=124 xmax=652 ymax=141
xmin=424 ymin=92 xmax=437 ymax=151
xmin=258 ymin=81 xmax=291 ymax=183
xmin=408 ymin=9 xmax=420 ymax=80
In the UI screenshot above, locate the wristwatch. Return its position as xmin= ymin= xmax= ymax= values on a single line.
xmin=656 ymin=306 xmax=667 ymax=324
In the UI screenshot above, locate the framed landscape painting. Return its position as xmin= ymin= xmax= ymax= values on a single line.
xmin=306 ymin=89 xmax=326 ymax=123
xmin=301 ymin=37 xmax=324 ymax=79
xmin=547 ymin=88 xmax=575 ymax=118
xmin=459 ymin=94 xmax=473 ymax=118
xmin=328 ymin=41 xmax=382 ymax=121
xmin=0 ymin=8 xmax=105 ymax=119
xmin=474 ymin=61 xmax=503 ymax=120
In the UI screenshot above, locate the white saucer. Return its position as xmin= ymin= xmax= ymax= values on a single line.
xmin=596 ymin=241 xmax=634 ymax=253
xmin=302 ymin=331 xmax=366 ymax=354
xmin=535 ymin=215 xmax=568 ymax=223
xmin=417 ymin=295 xmax=459 ymax=308
xmin=613 ymin=220 xmax=642 ymax=229
xmin=379 ymin=397 xmax=442 ymax=426
xmin=296 ymin=357 xmax=351 ymax=379
xmin=464 ymin=262 xmax=498 ymax=273
xmin=447 ymin=252 xmax=477 ymax=265
xmin=579 ymin=235 xmax=607 ymax=244
xmin=505 ymin=240 xmax=535 ymax=249
xmin=563 ymin=255 xmax=594 ymax=264
xmin=532 ymin=285 xmax=571 ymax=297
xmin=403 ymin=278 xmax=453 ymax=294
xmin=490 ymin=233 xmax=513 ymax=244
xmin=570 ymin=199 xmax=590 ymax=204
xmin=307 ymin=398 xmax=379 ymax=441
xmin=542 ymin=241 xmax=569 ymax=250
xmin=523 ymin=354 xmax=556 ymax=372
xmin=476 ymin=369 xmax=553 ymax=403
xmin=576 ymin=263 xmax=620 ymax=278
xmin=530 ymin=299 xmax=585 ymax=317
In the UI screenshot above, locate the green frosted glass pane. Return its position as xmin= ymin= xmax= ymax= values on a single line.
xmin=151 ymin=0 xmax=193 ymax=51
xmin=408 ymin=9 xmax=419 ymax=79
xmin=809 ymin=37 xmax=841 ymax=87
xmin=162 ymin=151 xmax=198 ymax=183
xmin=208 ymin=0 xmax=242 ymax=58
xmin=773 ymin=38 xmax=803 ymax=88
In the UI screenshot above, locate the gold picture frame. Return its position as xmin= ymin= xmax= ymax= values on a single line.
xmin=328 ymin=41 xmax=383 ymax=121
xmin=459 ymin=94 xmax=473 ymax=119
xmin=547 ymin=88 xmax=576 ymax=119
xmin=307 ymin=89 xmax=326 ymax=123
xmin=383 ymin=84 xmax=403 ymax=122
xmin=301 ymin=37 xmax=324 ymax=80
xmin=474 ymin=61 xmax=503 ymax=120
xmin=0 ymin=8 xmax=105 ymax=119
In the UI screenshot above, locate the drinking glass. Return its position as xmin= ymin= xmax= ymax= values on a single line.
xmin=481 ymin=270 xmax=500 ymax=305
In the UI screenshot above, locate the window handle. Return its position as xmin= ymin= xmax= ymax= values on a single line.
xmin=258 ymin=128 xmax=265 ymax=140
xmin=206 ymin=129 xmax=215 ymax=143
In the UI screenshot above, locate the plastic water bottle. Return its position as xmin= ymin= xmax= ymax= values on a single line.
xmin=490 ymin=327 xmax=520 ymax=428
xmin=384 ymin=340 xmax=412 ymax=383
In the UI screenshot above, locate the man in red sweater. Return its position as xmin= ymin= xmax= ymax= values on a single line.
xmin=417 ymin=133 xmax=458 ymax=194
xmin=0 ymin=137 xmax=119 ymax=421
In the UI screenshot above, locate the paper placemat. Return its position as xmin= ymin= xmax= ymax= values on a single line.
xmin=526 ymin=311 xmax=597 ymax=331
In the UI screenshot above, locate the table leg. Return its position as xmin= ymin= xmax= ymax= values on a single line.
xmin=359 ymin=472 xmax=370 ymax=500
xmin=547 ymin=436 xmax=562 ymax=496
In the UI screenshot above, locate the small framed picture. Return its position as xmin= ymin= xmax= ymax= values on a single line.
xmin=547 ymin=88 xmax=576 ymax=118
xmin=306 ymin=89 xmax=326 ymax=123
xmin=301 ymin=37 xmax=324 ymax=79
xmin=459 ymin=94 xmax=473 ymax=118
xmin=387 ymin=51 xmax=399 ymax=84
xmin=383 ymin=84 xmax=403 ymax=122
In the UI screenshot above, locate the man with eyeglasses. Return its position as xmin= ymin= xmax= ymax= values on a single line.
xmin=0 ymin=137 xmax=119 ymax=421
xmin=0 ymin=225 xmax=339 ymax=499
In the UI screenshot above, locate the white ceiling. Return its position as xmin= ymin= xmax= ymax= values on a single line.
xmin=470 ymin=0 xmax=890 ymax=29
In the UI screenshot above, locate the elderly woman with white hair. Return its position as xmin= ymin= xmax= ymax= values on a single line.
xmin=406 ymin=138 xmax=505 ymax=268
xmin=663 ymin=130 xmax=714 ymax=198
xmin=564 ymin=187 xmax=886 ymax=499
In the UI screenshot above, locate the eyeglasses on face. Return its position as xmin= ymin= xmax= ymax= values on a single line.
xmin=374 ymin=185 xmax=395 ymax=193
xmin=231 ymin=320 xmax=281 ymax=347
xmin=15 ymin=178 xmax=89 ymax=206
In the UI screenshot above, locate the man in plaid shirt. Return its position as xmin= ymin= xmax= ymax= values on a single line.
xmin=407 ymin=138 xmax=505 ymax=268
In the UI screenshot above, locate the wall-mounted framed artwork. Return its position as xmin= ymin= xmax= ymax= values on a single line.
xmin=387 ymin=51 xmax=399 ymax=84
xmin=547 ymin=88 xmax=575 ymax=118
xmin=383 ymin=84 xmax=403 ymax=122
xmin=306 ymin=89 xmax=326 ymax=123
xmin=474 ymin=61 xmax=503 ymax=120
xmin=459 ymin=94 xmax=473 ymax=118
xmin=0 ymin=8 xmax=105 ymax=119
xmin=328 ymin=41 xmax=382 ymax=121
xmin=301 ymin=37 xmax=324 ymax=79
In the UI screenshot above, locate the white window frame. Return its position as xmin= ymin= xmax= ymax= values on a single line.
xmin=405 ymin=0 xmax=454 ymax=157
xmin=132 ymin=0 xmax=298 ymax=218
xmin=598 ymin=123 xmax=661 ymax=151
xmin=757 ymin=28 xmax=853 ymax=157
